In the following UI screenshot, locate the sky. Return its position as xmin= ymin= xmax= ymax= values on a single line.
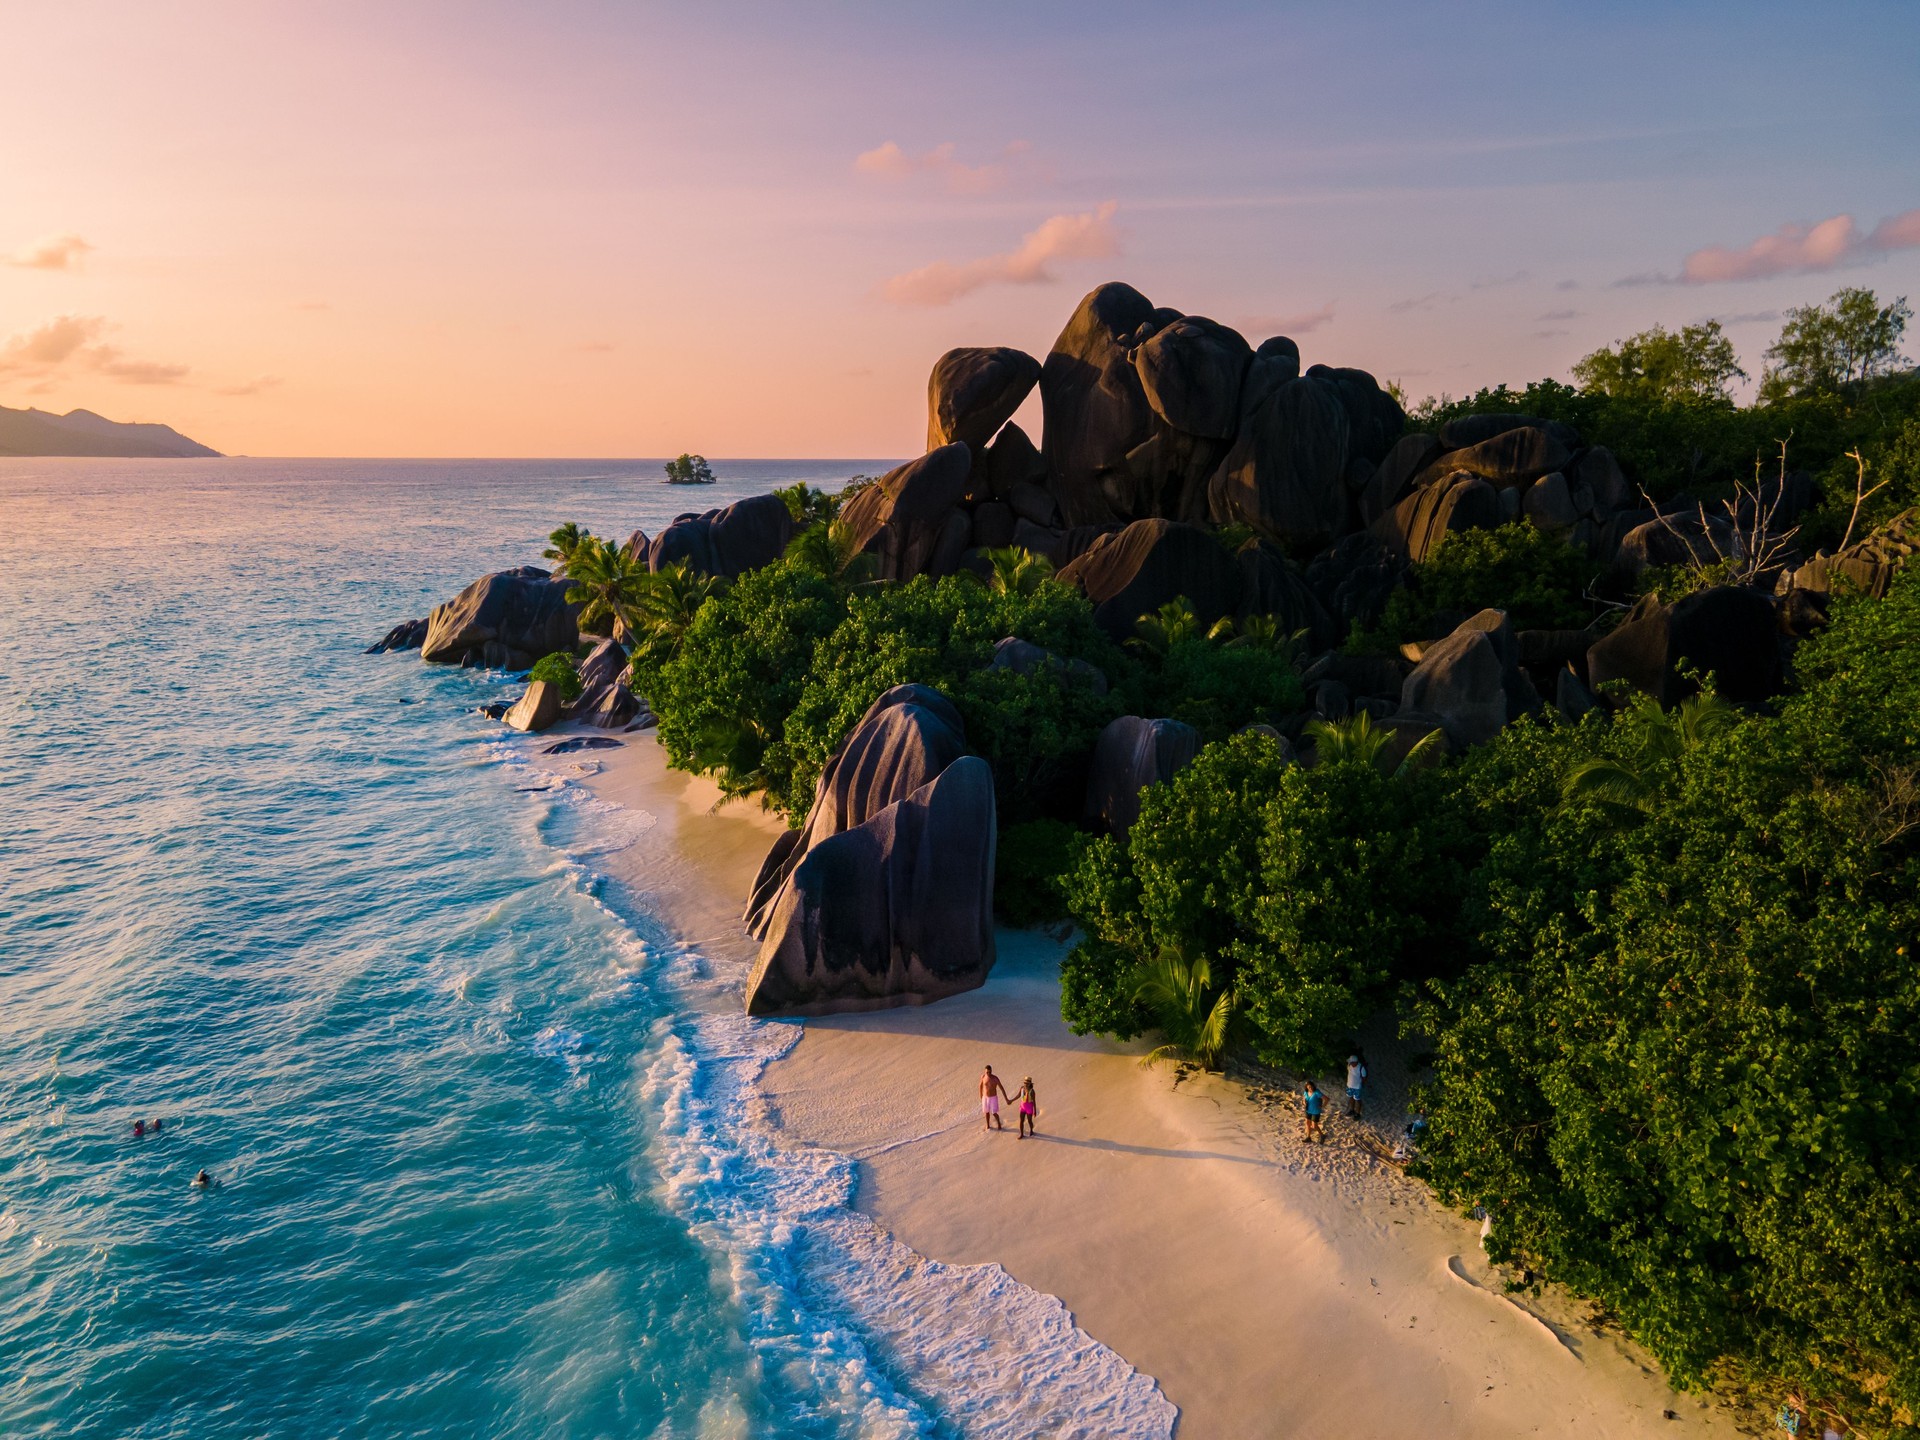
xmin=2 ymin=0 xmax=1917 ymax=458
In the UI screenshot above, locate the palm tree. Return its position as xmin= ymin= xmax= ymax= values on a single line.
xmin=1225 ymin=613 xmax=1310 ymax=665
xmin=563 ymin=535 xmax=647 ymax=639
xmin=626 ymin=559 xmax=726 ymax=667
xmin=543 ymin=521 xmax=588 ymax=576
xmin=1131 ymin=948 xmax=1237 ymax=1071
xmin=784 ymin=519 xmax=877 ymax=586
xmin=1130 ymin=597 xmax=1204 ymax=658
xmin=1304 ymin=710 xmax=1445 ymax=777
xmin=982 ymin=545 xmax=1055 ymax=597
xmin=1560 ymin=692 xmax=1742 ymax=817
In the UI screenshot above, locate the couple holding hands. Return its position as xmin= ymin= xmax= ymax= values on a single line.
xmin=979 ymin=1065 xmax=1038 ymax=1138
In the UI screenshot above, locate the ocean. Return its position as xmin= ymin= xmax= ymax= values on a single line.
xmin=0 ymin=460 xmax=1174 ymax=1440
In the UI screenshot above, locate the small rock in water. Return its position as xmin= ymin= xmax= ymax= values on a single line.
xmin=476 ymin=701 xmax=511 ymax=720
xmin=541 ymin=736 xmax=624 ymax=755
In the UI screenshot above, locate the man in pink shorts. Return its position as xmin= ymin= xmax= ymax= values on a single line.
xmin=979 ymin=1065 xmax=1013 ymax=1132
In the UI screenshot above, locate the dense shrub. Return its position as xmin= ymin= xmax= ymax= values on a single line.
xmin=1414 ymin=568 xmax=1920 ymax=1434
xmin=780 ymin=575 xmax=1126 ymax=823
xmin=1059 ymin=731 xmax=1468 ymax=1069
xmin=1127 ymin=633 xmax=1306 ymax=737
xmin=528 ymin=651 xmax=582 ymax=700
xmin=648 ymin=562 xmax=849 ymax=805
xmin=1349 ymin=522 xmax=1599 ymax=652
xmin=994 ymin=819 xmax=1081 ymax=927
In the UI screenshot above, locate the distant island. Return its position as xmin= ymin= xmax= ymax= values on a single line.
xmin=663 ymin=453 xmax=715 ymax=484
xmin=0 ymin=405 xmax=221 ymax=458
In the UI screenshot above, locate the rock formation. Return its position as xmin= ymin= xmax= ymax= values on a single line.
xmin=1085 ymin=715 xmax=1202 ymax=837
xmin=1057 ymin=519 xmax=1241 ymax=639
xmin=1587 ymin=587 xmax=1783 ymax=704
xmin=647 ymin=492 xmax=796 ymax=578
xmin=926 ymin=347 xmax=1042 ymax=454
xmin=503 ymin=680 xmax=563 ymax=732
xmin=744 ymin=686 xmax=996 ymax=1016
xmin=840 ymin=444 xmax=975 ymax=581
xmin=420 ymin=567 xmax=579 ymax=669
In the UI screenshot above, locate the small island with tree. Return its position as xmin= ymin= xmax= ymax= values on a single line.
xmin=663 ymin=453 xmax=716 ymax=485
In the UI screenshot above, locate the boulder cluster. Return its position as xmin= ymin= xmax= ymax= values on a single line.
xmin=372 ymin=279 xmax=1918 ymax=1018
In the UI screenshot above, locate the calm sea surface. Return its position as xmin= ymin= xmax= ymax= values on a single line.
xmin=0 ymin=459 xmax=1176 ymax=1440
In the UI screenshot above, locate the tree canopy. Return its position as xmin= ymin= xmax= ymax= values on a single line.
xmin=1761 ymin=287 xmax=1912 ymax=401
xmin=1572 ymin=320 xmax=1746 ymax=405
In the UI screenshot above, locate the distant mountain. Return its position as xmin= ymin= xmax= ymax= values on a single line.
xmin=0 ymin=405 xmax=221 ymax=458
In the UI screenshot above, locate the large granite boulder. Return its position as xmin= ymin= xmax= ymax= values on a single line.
xmin=1436 ymin=425 xmax=1573 ymax=488
xmin=926 ymin=346 xmax=1042 ymax=453
xmin=1362 ymin=433 xmax=1444 ymax=526
xmin=1588 ymin=586 xmax=1783 ymax=704
xmin=1133 ymin=316 xmax=1253 ymax=441
xmin=1235 ymin=540 xmax=1338 ymax=649
xmin=1398 ymin=609 xmax=1529 ymax=749
xmin=1570 ymin=445 xmax=1635 ymax=512
xmin=746 ymin=684 xmax=969 ymax=935
xmin=647 ymin=492 xmax=796 ymax=578
xmin=1207 ymin=375 xmax=1352 ymax=549
xmin=985 ymin=422 xmax=1049 ymax=499
xmin=1610 ymin=512 xmax=1733 ymax=586
xmin=503 ymin=680 xmax=563 ymax=733
xmin=839 ymin=443 xmax=975 ymax=581
xmin=568 ymin=636 xmax=640 ymax=728
xmin=1371 ymin=471 xmax=1501 ymax=563
xmin=421 ymin=567 xmax=579 ymax=668
xmin=744 ymin=685 xmax=995 ymax=1017
xmin=1305 ymin=531 xmax=1406 ymax=628
xmin=1040 ymin=283 xmax=1160 ymax=526
xmin=1304 ymin=364 xmax=1405 ymax=465
xmin=1056 ymin=518 xmax=1241 ymax=639
xmin=988 ymin=636 xmax=1109 ymax=695
xmin=1085 ymin=715 xmax=1201 ymax=837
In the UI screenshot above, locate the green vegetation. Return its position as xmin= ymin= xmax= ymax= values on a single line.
xmin=1761 ymin=286 xmax=1912 ymax=402
xmin=1131 ymin=949 xmax=1236 ymax=1071
xmin=1348 ymin=522 xmax=1599 ymax=652
xmin=562 ymin=534 xmax=649 ymax=637
xmin=1571 ymin=319 xmax=1745 ymax=404
xmin=663 ymin=453 xmax=716 ymax=485
xmin=994 ymin=818 xmax=1080 ymax=927
xmin=543 ymin=521 xmax=589 ymax=576
xmin=528 ymin=651 xmax=582 ymax=701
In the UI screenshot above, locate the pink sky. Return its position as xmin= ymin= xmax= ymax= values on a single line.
xmin=2 ymin=2 xmax=1916 ymax=457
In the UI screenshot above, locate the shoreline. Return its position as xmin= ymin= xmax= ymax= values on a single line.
xmin=541 ymin=723 xmax=1740 ymax=1439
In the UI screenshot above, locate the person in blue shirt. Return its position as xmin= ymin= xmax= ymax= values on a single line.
xmin=1301 ymin=1080 xmax=1325 ymax=1144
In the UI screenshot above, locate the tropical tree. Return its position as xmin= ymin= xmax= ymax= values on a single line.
xmin=1305 ymin=710 xmax=1445 ymax=777
xmin=1129 ymin=597 xmax=1231 ymax=658
xmin=1761 ymin=287 xmax=1912 ymax=400
xmin=1559 ymin=692 xmax=1743 ymax=817
xmin=784 ymin=519 xmax=877 ymax=587
xmin=1572 ymin=320 xmax=1747 ymax=404
xmin=625 ymin=559 xmax=727 ymax=671
xmin=982 ymin=545 xmax=1056 ymax=597
xmin=563 ymin=534 xmax=648 ymax=639
xmin=1131 ymin=948 xmax=1237 ymax=1071
xmin=543 ymin=521 xmax=589 ymax=576
xmin=663 ymin=453 xmax=716 ymax=485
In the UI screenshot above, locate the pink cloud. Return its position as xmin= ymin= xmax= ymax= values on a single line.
xmin=1239 ymin=303 xmax=1336 ymax=336
xmin=1680 ymin=207 xmax=1920 ymax=284
xmin=0 ymin=313 xmax=188 ymax=385
xmin=881 ymin=202 xmax=1122 ymax=308
xmin=854 ymin=140 xmax=1034 ymax=195
xmin=6 ymin=234 xmax=93 ymax=270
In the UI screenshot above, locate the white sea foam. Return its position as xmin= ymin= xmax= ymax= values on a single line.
xmin=525 ymin=761 xmax=1178 ymax=1439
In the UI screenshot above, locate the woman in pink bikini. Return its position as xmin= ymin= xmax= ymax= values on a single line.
xmin=1015 ymin=1076 xmax=1038 ymax=1139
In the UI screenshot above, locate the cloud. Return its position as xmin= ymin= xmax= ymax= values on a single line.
xmin=1611 ymin=271 xmax=1674 ymax=289
xmin=216 ymin=375 xmax=281 ymax=397
xmin=1239 ymin=303 xmax=1336 ymax=336
xmin=1715 ymin=310 xmax=1779 ymax=326
xmin=880 ymin=202 xmax=1121 ymax=308
xmin=855 ymin=140 xmax=1034 ymax=195
xmin=0 ymin=313 xmax=188 ymax=386
xmin=7 ymin=234 xmax=93 ymax=270
xmin=1679 ymin=206 xmax=1920 ymax=284
xmin=1536 ymin=308 xmax=1581 ymax=322
xmin=1532 ymin=328 xmax=1570 ymax=340
xmin=1471 ymin=269 xmax=1530 ymax=290
xmin=1388 ymin=292 xmax=1443 ymax=313
xmin=1556 ymin=279 xmax=1580 ymax=291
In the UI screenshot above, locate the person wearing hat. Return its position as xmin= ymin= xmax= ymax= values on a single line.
xmin=1345 ymin=1053 xmax=1367 ymax=1117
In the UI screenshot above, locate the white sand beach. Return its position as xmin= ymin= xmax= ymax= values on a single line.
xmin=560 ymin=728 xmax=1743 ymax=1439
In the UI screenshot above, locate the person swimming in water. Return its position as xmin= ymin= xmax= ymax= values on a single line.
xmin=1015 ymin=1077 xmax=1038 ymax=1139
xmin=191 ymin=1170 xmax=214 ymax=1189
xmin=133 ymin=1120 xmax=145 ymax=1138
xmin=979 ymin=1065 xmax=1012 ymax=1132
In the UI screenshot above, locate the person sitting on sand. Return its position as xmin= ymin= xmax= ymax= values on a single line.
xmin=1015 ymin=1077 xmax=1038 ymax=1139
xmin=980 ymin=1065 xmax=1013 ymax=1132
xmin=1345 ymin=1053 xmax=1367 ymax=1118
xmin=1301 ymin=1081 xmax=1325 ymax=1143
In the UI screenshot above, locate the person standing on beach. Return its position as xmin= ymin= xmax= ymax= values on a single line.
xmin=1345 ymin=1054 xmax=1367 ymax=1117
xmin=1301 ymin=1081 xmax=1325 ymax=1143
xmin=1015 ymin=1077 xmax=1038 ymax=1139
xmin=980 ymin=1066 xmax=1012 ymax=1132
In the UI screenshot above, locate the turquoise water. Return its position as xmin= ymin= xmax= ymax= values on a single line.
xmin=0 ymin=460 xmax=1175 ymax=1440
